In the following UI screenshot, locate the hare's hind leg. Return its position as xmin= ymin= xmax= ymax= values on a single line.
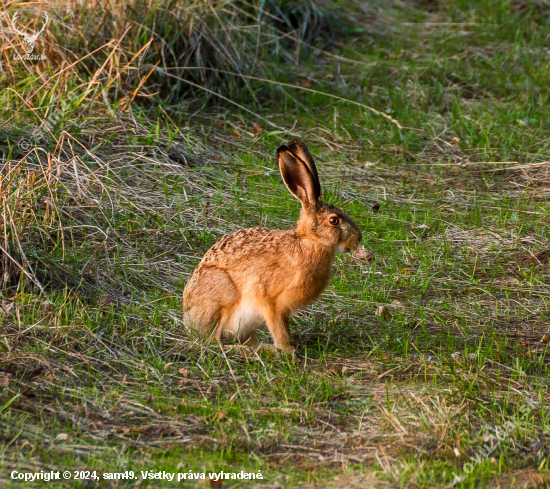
xmin=183 ymin=266 xmax=240 ymax=342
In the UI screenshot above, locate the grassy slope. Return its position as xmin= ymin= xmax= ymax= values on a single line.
xmin=1 ymin=0 xmax=550 ymax=488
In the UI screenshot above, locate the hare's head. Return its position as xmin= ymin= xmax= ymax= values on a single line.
xmin=277 ymin=139 xmax=362 ymax=253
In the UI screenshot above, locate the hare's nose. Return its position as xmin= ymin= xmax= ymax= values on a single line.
xmin=358 ymin=232 xmax=363 ymax=243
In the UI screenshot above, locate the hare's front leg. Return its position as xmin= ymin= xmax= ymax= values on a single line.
xmin=263 ymin=309 xmax=292 ymax=352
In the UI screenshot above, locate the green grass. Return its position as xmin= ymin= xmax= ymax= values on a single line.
xmin=1 ymin=0 xmax=550 ymax=488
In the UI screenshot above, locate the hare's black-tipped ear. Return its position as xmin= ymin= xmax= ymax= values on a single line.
xmin=285 ymin=139 xmax=321 ymax=198
xmin=277 ymin=145 xmax=320 ymax=207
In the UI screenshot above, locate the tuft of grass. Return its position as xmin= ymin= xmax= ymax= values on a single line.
xmin=1 ymin=0 xmax=377 ymax=107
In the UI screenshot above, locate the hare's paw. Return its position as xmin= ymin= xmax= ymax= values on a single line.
xmin=257 ymin=343 xmax=296 ymax=355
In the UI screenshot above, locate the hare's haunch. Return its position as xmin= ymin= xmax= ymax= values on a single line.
xmin=183 ymin=139 xmax=362 ymax=352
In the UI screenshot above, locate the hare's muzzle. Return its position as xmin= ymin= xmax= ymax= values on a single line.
xmin=344 ymin=232 xmax=362 ymax=253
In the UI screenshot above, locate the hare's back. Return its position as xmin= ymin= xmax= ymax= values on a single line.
xmin=199 ymin=228 xmax=289 ymax=268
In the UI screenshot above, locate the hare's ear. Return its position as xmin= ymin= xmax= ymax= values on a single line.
xmin=285 ymin=139 xmax=321 ymax=198
xmin=277 ymin=145 xmax=320 ymax=207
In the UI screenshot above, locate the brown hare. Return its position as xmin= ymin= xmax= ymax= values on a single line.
xmin=182 ymin=139 xmax=362 ymax=352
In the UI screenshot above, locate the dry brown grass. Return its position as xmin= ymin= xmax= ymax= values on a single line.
xmin=0 ymin=0 xmax=376 ymax=105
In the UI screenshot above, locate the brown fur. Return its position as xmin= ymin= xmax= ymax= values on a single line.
xmin=182 ymin=140 xmax=362 ymax=352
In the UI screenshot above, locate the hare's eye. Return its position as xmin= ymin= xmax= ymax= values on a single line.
xmin=329 ymin=216 xmax=339 ymax=226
